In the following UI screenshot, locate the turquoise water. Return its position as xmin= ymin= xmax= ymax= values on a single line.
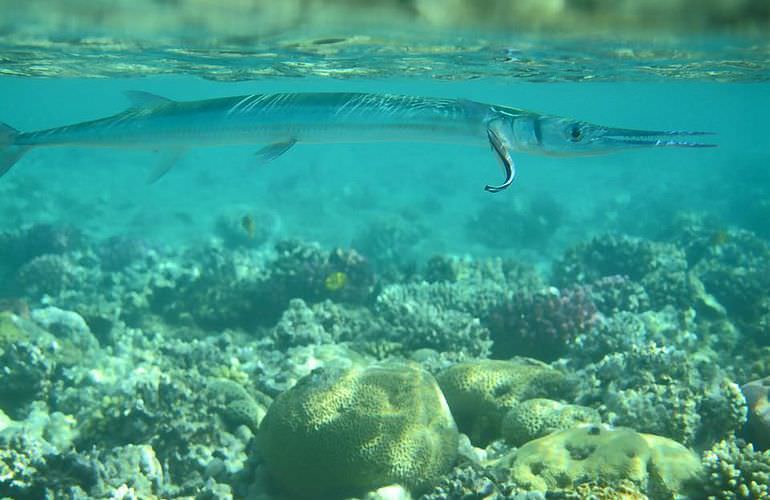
xmin=1 ymin=20 xmax=770 ymax=500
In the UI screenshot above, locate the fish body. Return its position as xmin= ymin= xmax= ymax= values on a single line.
xmin=0 ymin=91 xmax=715 ymax=191
xmin=13 ymin=93 xmax=488 ymax=148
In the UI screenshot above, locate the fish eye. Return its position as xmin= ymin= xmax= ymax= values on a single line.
xmin=569 ymin=124 xmax=583 ymax=142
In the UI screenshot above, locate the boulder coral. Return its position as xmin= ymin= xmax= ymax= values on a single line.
xmin=436 ymin=358 xmax=574 ymax=446
xmin=501 ymin=398 xmax=601 ymax=447
xmin=257 ymin=362 xmax=459 ymax=499
xmin=505 ymin=424 xmax=702 ymax=496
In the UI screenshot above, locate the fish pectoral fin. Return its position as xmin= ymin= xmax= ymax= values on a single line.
xmin=485 ymin=120 xmax=517 ymax=193
xmin=146 ymin=148 xmax=186 ymax=184
xmin=125 ymin=90 xmax=174 ymax=109
xmin=254 ymin=139 xmax=297 ymax=164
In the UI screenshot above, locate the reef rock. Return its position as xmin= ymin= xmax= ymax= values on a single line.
xmin=257 ymin=362 xmax=458 ymax=499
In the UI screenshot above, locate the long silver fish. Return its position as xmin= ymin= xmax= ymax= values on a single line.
xmin=0 ymin=91 xmax=714 ymax=191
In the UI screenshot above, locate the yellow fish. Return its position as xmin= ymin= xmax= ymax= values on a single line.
xmin=324 ymin=271 xmax=348 ymax=291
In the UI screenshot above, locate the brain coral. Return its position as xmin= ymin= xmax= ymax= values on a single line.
xmin=436 ymin=358 xmax=573 ymax=446
xmin=257 ymin=362 xmax=458 ymax=499
xmin=506 ymin=424 xmax=702 ymax=496
xmin=501 ymin=398 xmax=601 ymax=446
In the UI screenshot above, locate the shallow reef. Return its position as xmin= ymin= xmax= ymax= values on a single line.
xmin=0 ymin=219 xmax=769 ymax=499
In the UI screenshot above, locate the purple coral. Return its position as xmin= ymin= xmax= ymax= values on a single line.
xmin=486 ymin=286 xmax=598 ymax=362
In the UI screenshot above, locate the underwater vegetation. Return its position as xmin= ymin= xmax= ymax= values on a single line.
xmin=1 ymin=210 xmax=769 ymax=498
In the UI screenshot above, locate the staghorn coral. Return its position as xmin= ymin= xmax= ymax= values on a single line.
xmin=437 ymin=358 xmax=574 ymax=446
xmin=700 ymin=439 xmax=770 ymax=499
xmin=485 ymin=286 xmax=598 ymax=362
xmin=257 ymin=362 xmax=459 ymax=499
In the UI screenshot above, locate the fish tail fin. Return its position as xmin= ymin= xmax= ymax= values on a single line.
xmin=0 ymin=122 xmax=29 ymax=178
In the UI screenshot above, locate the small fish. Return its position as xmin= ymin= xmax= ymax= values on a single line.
xmin=241 ymin=214 xmax=256 ymax=239
xmin=324 ymin=271 xmax=348 ymax=291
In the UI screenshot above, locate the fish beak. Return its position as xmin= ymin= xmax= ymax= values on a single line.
xmin=596 ymin=127 xmax=717 ymax=149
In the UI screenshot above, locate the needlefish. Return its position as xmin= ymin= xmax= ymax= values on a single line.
xmin=0 ymin=91 xmax=715 ymax=191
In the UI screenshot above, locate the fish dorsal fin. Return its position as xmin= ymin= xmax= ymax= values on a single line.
xmin=124 ymin=90 xmax=173 ymax=109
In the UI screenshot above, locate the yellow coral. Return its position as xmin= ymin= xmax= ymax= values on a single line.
xmin=436 ymin=358 xmax=573 ymax=445
xmin=258 ymin=362 xmax=458 ymax=499
xmin=501 ymin=398 xmax=601 ymax=446
xmin=505 ymin=424 xmax=701 ymax=495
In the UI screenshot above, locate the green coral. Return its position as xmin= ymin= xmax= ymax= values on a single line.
xmin=436 ymin=358 xmax=573 ymax=446
xmin=505 ymin=424 xmax=702 ymax=495
xmin=501 ymin=398 xmax=601 ymax=446
xmin=257 ymin=362 xmax=458 ymax=499
xmin=699 ymin=439 xmax=770 ymax=499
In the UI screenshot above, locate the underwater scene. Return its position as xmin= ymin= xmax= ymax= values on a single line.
xmin=1 ymin=1 xmax=770 ymax=499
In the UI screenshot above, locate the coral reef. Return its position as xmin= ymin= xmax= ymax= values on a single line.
xmin=257 ymin=362 xmax=459 ymax=498
xmin=375 ymin=282 xmax=492 ymax=357
xmin=0 ymin=217 xmax=765 ymax=497
xmin=485 ymin=286 xmax=598 ymax=361
xmin=552 ymin=234 xmax=691 ymax=310
xmin=437 ymin=358 xmax=574 ymax=446
xmin=575 ymin=342 xmax=747 ymax=448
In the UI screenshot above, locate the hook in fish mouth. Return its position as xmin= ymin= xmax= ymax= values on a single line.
xmin=597 ymin=128 xmax=717 ymax=148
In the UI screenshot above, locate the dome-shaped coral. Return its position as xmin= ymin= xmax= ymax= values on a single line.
xmin=257 ymin=362 xmax=458 ymax=499
xmin=506 ymin=424 xmax=701 ymax=496
xmin=436 ymin=358 xmax=573 ymax=446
